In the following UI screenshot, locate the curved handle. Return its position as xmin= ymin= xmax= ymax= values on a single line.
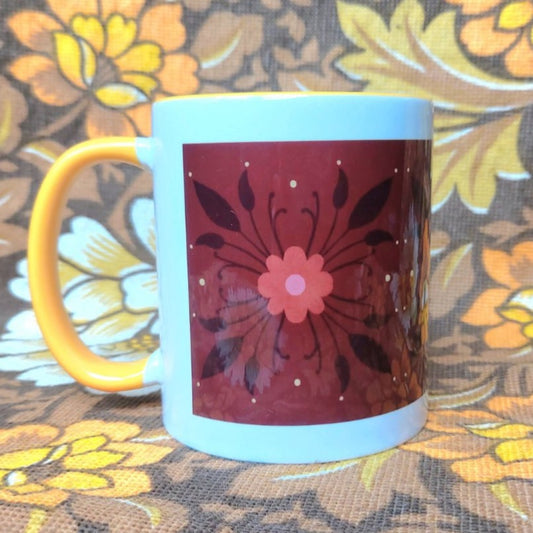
xmin=28 ymin=137 xmax=157 ymax=392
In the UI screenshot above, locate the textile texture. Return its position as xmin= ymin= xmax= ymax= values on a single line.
xmin=0 ymin=0 xmax=532 ymax=531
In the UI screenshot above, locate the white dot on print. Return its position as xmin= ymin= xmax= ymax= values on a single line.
xmin=188 ymin=171 xmax=193 ymax=177
xmin=290 ymin=179 xmax=298 ymax=188
xmin=395 ymin=240 xmax=400 ymax=245
xmin=385 ymin=274 xmax=391 ymax=282
xmin=410 ymin=270 xmax=414 ymax=277
xmin=192 ymin=312 xmax=197 ymax=318
xmin=196 ymin=381 xmax=201 ymax=387
xmin=395 ymin=308 xmax=399 ymax=313
xmin=339 ymin=395 xmax=344 ymax=402
xmin=404 ymin=239 xmax=408 ymax=244
xmin=251 ymin=398 xmax=257 ymax=404
xmin=294 ymin=378 xmax=302 ymax=387
xmin=189 ymin=244 xmax=194 ymax=249
xmin=336 ymin=160 xmax=342 ymax=166
xmin=394 ymin=168 xmax=398 ymax=173
xmin=407 ymin=167 xmax=410 ymax=172
xmin=244 ymin=161 xmax=250 ymax=168
xmin=199 ymin=278 xmax=206 ymax=286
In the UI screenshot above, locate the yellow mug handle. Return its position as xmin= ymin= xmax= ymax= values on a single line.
xmin=28 ymin=137 xmax=156 ymax=392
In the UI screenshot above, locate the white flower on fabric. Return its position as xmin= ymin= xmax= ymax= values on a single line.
xmin=0 ymin=198 xmax=159 ymax=391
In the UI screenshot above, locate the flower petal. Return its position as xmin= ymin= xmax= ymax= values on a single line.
xmin=0 ymin=447 xmax=53 ymax=469
xmin=105 ymin=442 xmax=174 ymax=466
xmin=498 ymin=1 xmax=533 ymax=30
xmin=63 ymin=450 xmax=125 ymax=470
xmin=64 ymin=279 xmax=124 ymax=324
xmin=45 ymin=471 xmax=109 ymax=490
xmin=94 ymin=82 xmax=149 ymax=109
xmin=71 ymin=14 xmax=104 ymax=53
xmin=505 ymin=31 xmax=533 ymax=77
xmin=58 ymin=216 xmax=147 ymax=278
xmin=124 ymin=102 xmax=151 ymax=136
xmin=115 ymin=43 xmax=162 ymax=74
xmin=8 ymin=55 xmax=82 ymax=106
xmin=130 ymin=198 xmax=156 ymax=256
xmin=484 ymin=321 xmax=529 ymax=349
xmin=8 ymin=11 xmax=61 ymax=54
xmin=1 ymin=310 xmax=46 ymax=341
xmin=157 ymin=53 xmax=199 ymax=95
xmin=122 ymin=271 xmax=158 ymax=312
xmin=121 ymin=73 xmax=159 ymax=97
xmin=86 ymin=104 xmax=136 ymax=137
xmin=51 ymin=421 xmax=140 ymax=445
xmin=80 ymin=311 xmax=154 ymax=345
xmin=104 ymin=14 xmax=137 ymax=58
xmin=461 ymin=288 xmax=510 ymax=326
xmin=482 ymin=248 xmax=521 ymax=290
xmin=47 ymin=0 xmax=98 ymax=26
xmin=451 ymin=454 xmax=533 ymax=482
xmin=81 ymin=468 xmax=151 ymax=497
xmin=140 ymin=4 xmax=186 ymax=51
xmin=53 ymin=31 xmax=96 ymax=88
xmin=284 ymin=299 xmax=309 ymax=323
xmin=460 ymin=16 xmax=517 ymax=57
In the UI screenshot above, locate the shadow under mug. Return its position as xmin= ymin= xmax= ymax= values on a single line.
xmin=28 ymin=92 xmax=432 ymax=463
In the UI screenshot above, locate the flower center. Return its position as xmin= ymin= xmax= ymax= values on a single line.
xmin=285 ymin=274 xmax=306 ymax=296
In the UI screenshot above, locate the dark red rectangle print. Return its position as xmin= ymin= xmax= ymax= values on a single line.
xmin=183 ymin=140 xmax=430 ymax=425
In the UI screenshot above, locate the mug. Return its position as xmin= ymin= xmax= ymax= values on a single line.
xmin=28 ymin=93 xmax=432 ymax=463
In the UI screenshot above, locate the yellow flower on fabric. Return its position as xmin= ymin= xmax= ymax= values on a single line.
xmin=0 ymin=421 xmax=173 ymax=507
xmin=462 ymin=242 xmax=533 ymax=349
xmin=448 ymin=0 xmax=533 ymax=78
xmin=403 ymin=394 xmax=533 ymax=484
xmin=8 ymin=1 xmax=198 ymax=137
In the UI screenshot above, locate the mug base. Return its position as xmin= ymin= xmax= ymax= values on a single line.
xmin=163 ymin=394 xmax=428 ymax=464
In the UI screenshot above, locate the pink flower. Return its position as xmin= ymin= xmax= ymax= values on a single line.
xmin=258 ymin=246 xmax=333 ymax=324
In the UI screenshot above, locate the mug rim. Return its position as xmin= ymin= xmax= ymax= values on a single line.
xmin=154 ymin=91 xmax=432 ymax=106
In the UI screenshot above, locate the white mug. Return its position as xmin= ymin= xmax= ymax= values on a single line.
xmin=29 ymin=93 xmax=432 ymax=463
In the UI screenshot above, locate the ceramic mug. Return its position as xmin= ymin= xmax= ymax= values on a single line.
xmin=28 ymin=93 xmax=432 ymax=463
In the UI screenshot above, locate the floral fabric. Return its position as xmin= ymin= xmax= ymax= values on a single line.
xmin=0 ymin=0 xmax=532 ymax=531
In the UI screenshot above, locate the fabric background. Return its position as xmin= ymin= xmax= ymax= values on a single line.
xmin=0 ymin=0 xmax=532 ymax=531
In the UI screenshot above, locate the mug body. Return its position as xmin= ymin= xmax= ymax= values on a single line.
xmin=145 ymin=93 xmax=432 ymax=463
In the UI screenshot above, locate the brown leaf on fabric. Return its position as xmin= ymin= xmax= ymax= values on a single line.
xmin=430 ymin=243 xmax=474 ymax=318
xmin=18 ymin=140 xmax=101 ymax=206
xmin=0 ymin=76 xmax=27 ymax=156
xmin=192 ymin=12 xmax=264 ymax=81
xmin=0 ymin=177 xmax=31 ymax=257
xmin=454 ymin=480 xmax=532 ymax=530
xmin=430 ymin=230 xmax=450 ymax=256
xmin=234 ymin=56 xmax=269 ymax=91
xmin=503 ymin=363 xmax=533 ymax=396
xmin=480 ymin=220 xmax=528 ymax=245
xmin=69 ymin=494 xmax=189 ymax=532
xmin=277 ymin=10 xmax=306 ymax=43
xmin=277 ymin=46 xmax=358 ymax=91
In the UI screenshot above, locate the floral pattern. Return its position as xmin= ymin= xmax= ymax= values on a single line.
xmin=0 ymin=0 xmax=532 ymax=530
xmin=185 ymin=140 xmax=429 ymax=424
xmin=8 ymin=0 xmax=198 ymax=137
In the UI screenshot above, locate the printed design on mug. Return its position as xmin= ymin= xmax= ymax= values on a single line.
xmin=184 ymin=141 xmax=430 ymax=425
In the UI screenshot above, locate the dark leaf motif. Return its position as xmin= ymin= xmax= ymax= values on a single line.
xmin=201 ymin=336 xmax=243 ymax=379
xmin=363 ymin=313 xmax=390 ymax=328
xmin=349 ymin=333 xmax=391 ymax=373
xmin=364 ymin=229 xmax=394 ymax=247
xmin=244 ymin=356 xmax=260 ymax=395
xmin=193 ymin=180 xmax=241 ymax=231
xmin=333 ymin=167 xmax=349 ymax=209
xmin=198 ymin=316 xmax=227 ymax=332
xmin=348 ymin=178 xmax=393 ymax=230
xmin=335 ymin=354 xmax=350 ymax=393
xmin=195 ymin=233 xmax=225 ymax=249
xmin=238 ymin=170 xmax=255 ymax=211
